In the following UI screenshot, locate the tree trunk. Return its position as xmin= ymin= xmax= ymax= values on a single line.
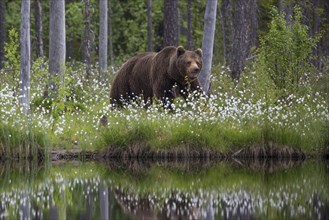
xmin=0 ymin=0 xmax=5 ymax=69
xmin=147 ymin=0 xmax=153 ymax=51
xmin=220 ymin=0 xmax=233 ymax=66
xmin=323 ymin=1 xmax=329 ymax=58
xmin=100 ymin=184 xmax=109 ymax=220
xmin=108 ymin=0 xmax=114 ymax=69
xmin=49 ymin=206 xmax=59 ymax=220
xmin=163 ymin=0 xmax=178 ymax=47
xmin=20 ymin=192 xmax=30 ymax=220
xmin=230 ymin=0 xmax=258 ymax=80
xmin=198 ymin=0 xmax=218 ymax=94
xmin=49 ymin=0 xmax=65 ymax=97
xmin=83 ymin=0 xmax=91 ymax=78
xmin=278 ymin=0 xmax=282 ymax=12
xmin=34 ymin=0 xmax=43 ymax=58
xmin=231 ymin=0 xmax=245 ymax=80
xmin=187 ymin=0 xmax=193 ymax=50
xmin=249 ymin=0 xmax=258 ymax=50
xmin=313 ymin=0 xmax=320 ymax=69
xmin=86 ymin=184 xmax=92 ymax=219
xmin=298 ymin=2 xmax=312 ymax=30
xmin=279 ymin=0 xmax=293 ymax=23
xmin=20 ymin=0 xmax=31 ymax=114
xmin=66 ymin=0 xmax=73 ymax=61
xmin=313 ymin=0 xmax=320 ymax=35
xmin=99 ymin=0 xmax=108 ymax=82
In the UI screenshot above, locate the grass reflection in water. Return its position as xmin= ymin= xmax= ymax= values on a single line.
xmin=0 ymin=159 xmax=328 ymax=220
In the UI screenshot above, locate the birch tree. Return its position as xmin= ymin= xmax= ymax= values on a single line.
xmin=99 ymin=0 xmax=108 ymax=82
xmin=49 ymin=0 xmax=65 ymax=97
xmin=198 ymin=0 xmax=218 ymax=94
xmin=19 ymin=0 xmax=31 ymax=114
xmin=20 ymin=0 xmax=31 ymax=114
xmin=99 ymin=184 xmax=109 ymax=220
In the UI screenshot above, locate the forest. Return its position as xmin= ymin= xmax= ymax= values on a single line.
xmin=0 ymin=0 xmax=329 ymax=159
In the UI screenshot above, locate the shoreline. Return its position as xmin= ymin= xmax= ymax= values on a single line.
xmin=46 ymin=145 xmax=329 ymax=161
xmin=1 ymin=144 xmax=328 ymax=162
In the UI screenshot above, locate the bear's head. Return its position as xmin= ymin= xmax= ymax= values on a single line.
xmin=175 ymin=46 xmax=203 ymax=82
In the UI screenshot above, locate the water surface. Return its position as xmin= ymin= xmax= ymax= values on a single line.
xmin=0 ymin=159 xmax=328 ymax=219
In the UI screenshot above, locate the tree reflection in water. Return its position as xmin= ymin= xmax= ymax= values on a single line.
xmin=0 ymin=159 xmax=328 ymax=219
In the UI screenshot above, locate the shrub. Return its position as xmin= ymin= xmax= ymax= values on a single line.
xmin=254 ymin=6 xmax=321 ymax=99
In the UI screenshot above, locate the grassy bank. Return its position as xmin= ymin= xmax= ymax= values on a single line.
xmin=1 ymin=7 xmax=328 ymax=160
xmin=0 ymin=62 xmax=328 ymax=160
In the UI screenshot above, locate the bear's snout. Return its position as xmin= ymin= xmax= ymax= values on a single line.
xmin=191 ymin=66 xmax=200 ymax=74
xmin=188 ymin=65 xmax=200 ymax=79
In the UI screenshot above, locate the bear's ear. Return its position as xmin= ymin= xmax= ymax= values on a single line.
xmin=177 ymin=46 xmax=186 ymax=57
xmin=195 ymin=48 xmax=202 ymax=57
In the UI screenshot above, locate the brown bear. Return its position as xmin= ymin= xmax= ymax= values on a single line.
xmin=110 ymin=46 xmax=203 ymax=108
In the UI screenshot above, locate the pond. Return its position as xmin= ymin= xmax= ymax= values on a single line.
xmin=0 ymin=159 xmax=328 ymax=220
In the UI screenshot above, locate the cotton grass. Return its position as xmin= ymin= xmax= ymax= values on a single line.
xmin=0 ymin=62 xmax=328 ymax=159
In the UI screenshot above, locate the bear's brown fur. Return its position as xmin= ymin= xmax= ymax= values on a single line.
xmin=110 ymin=46 xmax=203 ymax=108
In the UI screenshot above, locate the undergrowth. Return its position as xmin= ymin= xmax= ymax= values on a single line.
xmin=0 ymin=60 xmax=328 ymax=158
xmin=0 ymin=9 xmax=329 ymax=159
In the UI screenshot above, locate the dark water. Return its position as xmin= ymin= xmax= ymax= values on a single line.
xmin=0 ymin=159 xmax=328 ymax=220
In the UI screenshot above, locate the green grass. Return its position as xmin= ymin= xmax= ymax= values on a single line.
xmin=0 ymin=61 xmax=328 ymax=159
xmin=0 ymin=122 xmax=49 ymax=159
xmin=96 ymin=110 xmax=328 ymax=155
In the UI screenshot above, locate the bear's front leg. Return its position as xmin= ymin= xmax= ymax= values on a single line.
xmin=178 ymin=80 xmax=204 ymax=101
xmin=153 ymin=82 xmax=175 ymax=110
xmin=190 ymin=79 xmax=203 ymax=94
xmin=162 ymin=90 xmax=175 ymax=109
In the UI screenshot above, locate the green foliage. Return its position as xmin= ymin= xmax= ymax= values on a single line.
xmin=4 ymin=28 xmax=20 ymax=69
xmin=1 ymin=28 xmax=20 ymax=91
xmin=255 ymin=6 xmax=321 ymax=98
xmin=178 ymin=0 xmax=206 ymax=49
xmin=210 ymin=65 xmax=276 ymax=105
xmin=1 ymin=0 xmax=328 ymax=161
xmin=0 ymin=122 xmax=49 ymax=159
xmin=110 ymin=0 xmax=161 ymax=62
xmin=32 ymin=66 xmax=86 ymax=121
xmin=66 ymin=1 xmax=84 ymax=41
xmin=4 ymin=1 xmax=20 ymax=31
xmin=3 ymin=0 xmax=329 ymax=70
xmin=99 ymin=116 xmax=156 ymax=148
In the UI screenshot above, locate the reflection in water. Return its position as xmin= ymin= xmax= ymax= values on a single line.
xmin=21 ymin=191 xmax=30 ymax=220
xmin=0 ymin=160 xmax=328 ymax=219
xmin=233 ymin=158 xmax=304 ymax=173
xmin=100 ymin=184 xmax=109 ymax=220
xmin=49 ymin=206 xmax=58 ymax=220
